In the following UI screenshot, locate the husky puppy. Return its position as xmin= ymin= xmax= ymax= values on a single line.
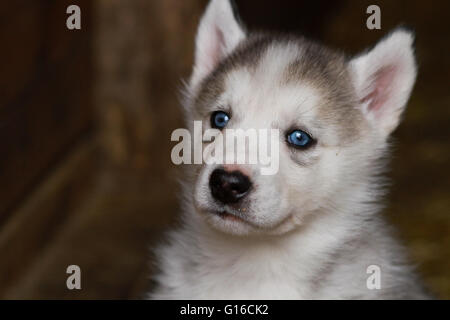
xmin=150 ymin=0 xmax=428 ymax=299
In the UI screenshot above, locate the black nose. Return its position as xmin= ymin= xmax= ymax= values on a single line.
xmin=209 ymin=169 xmax=252 ymax=204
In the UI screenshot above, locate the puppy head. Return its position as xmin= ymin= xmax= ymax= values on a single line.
xmin=182 ymin=0 xmax=416 ymax=236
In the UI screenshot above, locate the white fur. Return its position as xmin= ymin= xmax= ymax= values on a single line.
xmin=190 ymin=0 xmax=246 ymax=90
xmin=150 ymin=0 xmax=427 ymax=300
xmin=349 ymin=30 xmax=417 ymax=137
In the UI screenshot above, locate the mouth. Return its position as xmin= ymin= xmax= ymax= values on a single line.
xmin=211 ymin=209 xmax=249 ymax=224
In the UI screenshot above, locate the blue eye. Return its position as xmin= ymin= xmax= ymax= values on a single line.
xmin=287 ymin=130 xmax=313 ymax=148
xmin=211 ymin=111 xmax=230 ymax=129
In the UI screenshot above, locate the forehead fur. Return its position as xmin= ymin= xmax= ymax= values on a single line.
xmin=193 ymin=33 xmax=366 ymax=141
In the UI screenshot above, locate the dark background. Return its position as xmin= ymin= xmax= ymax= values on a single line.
xmin=0 ymin=0 xmax=448 ymax=299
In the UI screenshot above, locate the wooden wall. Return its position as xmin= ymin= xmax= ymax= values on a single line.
xmin=0 ymin=0 xmax=94 ymax=295
xmin=0 ymin=0 xmax=93 ymax=225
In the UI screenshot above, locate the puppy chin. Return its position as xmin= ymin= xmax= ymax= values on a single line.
xmin=195 ymin=201 xmax=297 ymax=237
xmin=206 ymin=213 xmax=257 ymax=236
xmin=196 ymin=205 xmax=257 ymax=236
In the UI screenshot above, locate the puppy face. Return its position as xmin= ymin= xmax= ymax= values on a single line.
xmin=183 ymin=0 xmax=416 ymax=236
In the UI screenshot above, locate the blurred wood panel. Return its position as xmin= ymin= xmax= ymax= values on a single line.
xmin=2 ymin=165 xmax=173 ymax=299
xmin=0 ymin=0 xmax=93 ymax=225
xmin=0 ymin=1 xmax=42 ymax=111
xmin=0 ymin=140 xmax=97 ymax=296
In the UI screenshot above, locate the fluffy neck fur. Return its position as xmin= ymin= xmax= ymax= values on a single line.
xmin=151 ymin=166 xmax=401 ymax=299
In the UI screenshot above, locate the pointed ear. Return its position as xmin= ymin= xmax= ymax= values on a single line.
xmin=190 ymin=0 xmax=246 ymax=89
xmin=349 ymin=29 xmax=417 ymax=137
